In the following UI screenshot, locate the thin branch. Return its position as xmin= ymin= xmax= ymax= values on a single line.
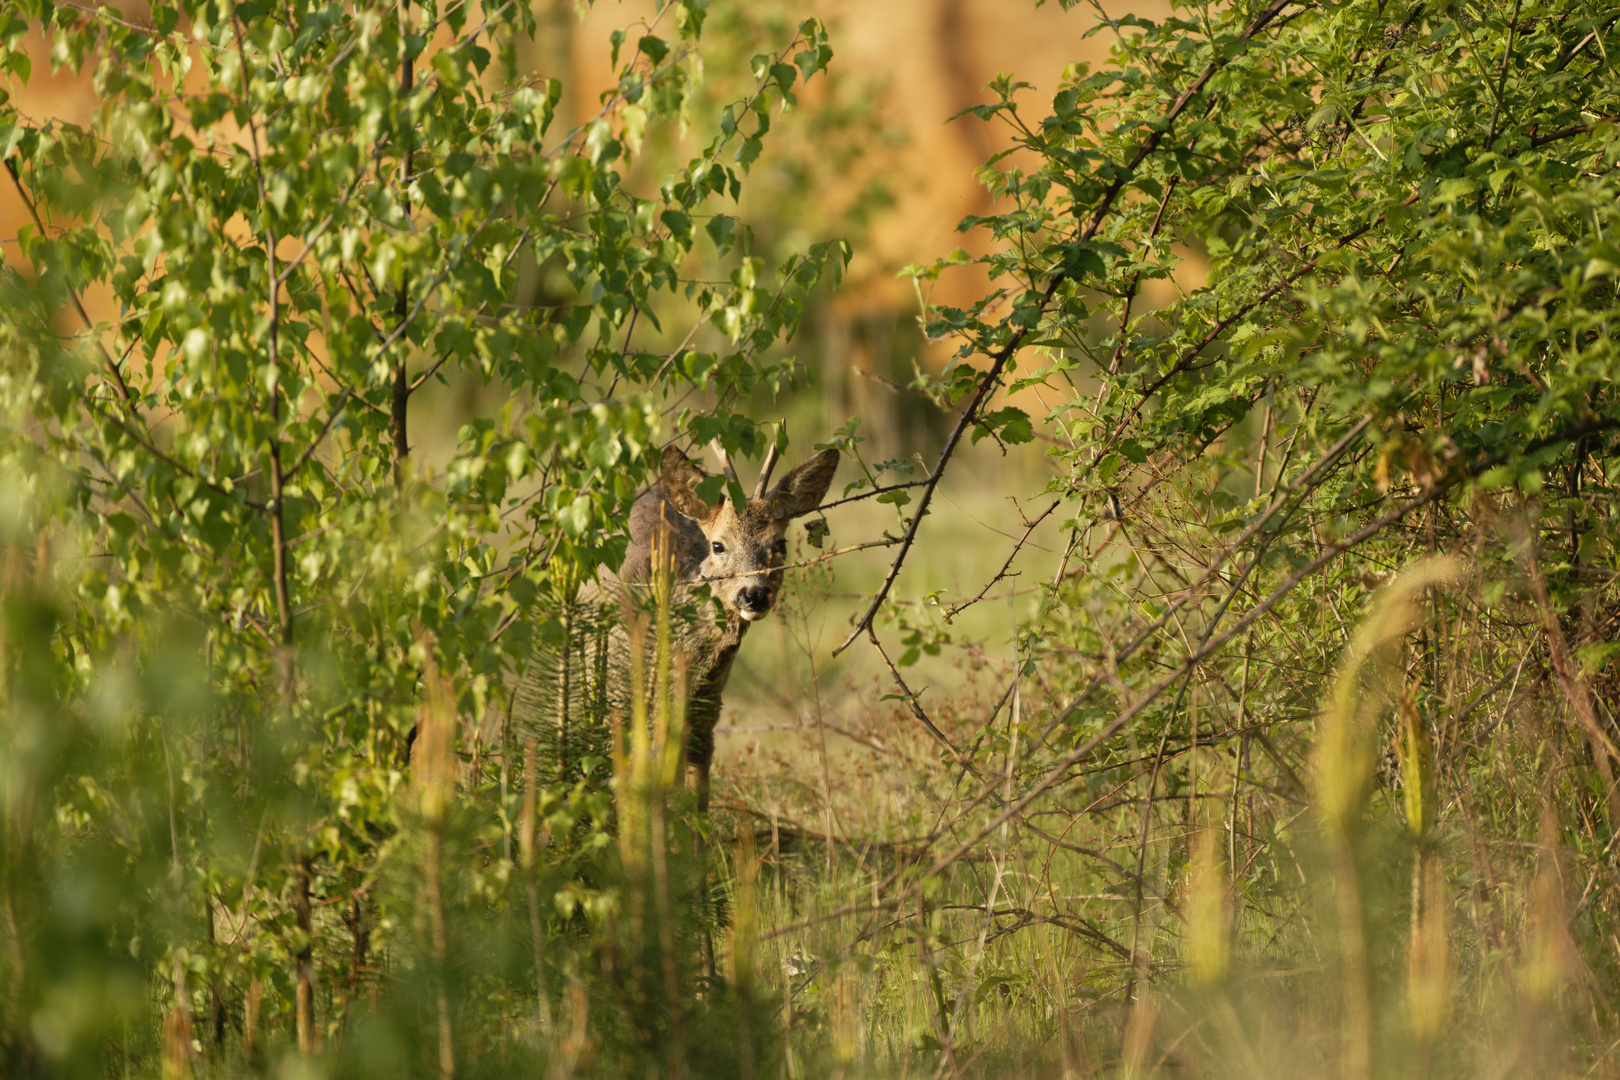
xmin=380 ymin=222 xmax=489 ymax=376
xmin=864 ymin=625 xmax=974 ymax=766
xmin=945 ymin=499 xmax=1061 ymax=620
xmin=816 ymin=479 xmax=931 ymax=512
xmin=285 ymin=387 xmax=354 ymax=481
xmin=231 ymin=14 xmax=296 ymax=717
xmin=1485 ymin=0 xmax=1521 ymax=148
xmin=58 ymin=1 xmax=233 ymax=51
xmin=85 ymin=399 xmax=267 ymax=511
xmin=1530 ymin=116 xmax=1620 ymax=147
xmin=273 ymin=212 xmax=339 ymax=287
xmin=392 ymin=0 xmax=416 ymax=487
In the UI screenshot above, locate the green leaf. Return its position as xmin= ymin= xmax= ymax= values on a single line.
xmin=638 ymin=34 xmax=668 ymax=65
xmin=1577 ymin=641 xmax=1620 ymax=675
xmin=973 ymin=407 xmax=1033 ymax=445
xmin=705 ymin=214 xmax=737 ymax=253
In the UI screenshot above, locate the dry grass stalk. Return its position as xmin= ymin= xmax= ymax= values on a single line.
xmin=413 ymin=627 xmax=458 ymax=1078
xmin=520 ymin=735 xmax=556 ymax=1038
xmin=1313 ymin=556 xmax=1463 ymax=1080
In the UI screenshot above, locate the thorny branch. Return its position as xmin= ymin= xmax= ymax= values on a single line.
xmin=945 ymin=499 xmax=1060 ymax=621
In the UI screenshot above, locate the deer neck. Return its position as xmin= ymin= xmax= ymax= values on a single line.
xmin=719 ymin=609 xmax=749 ymax=651
xmin=681 ymin=609 xmax=748 ymax=776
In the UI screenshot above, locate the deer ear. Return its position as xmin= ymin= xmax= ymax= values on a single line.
xmin=660 ymin=444 xmax=718 ymax=523
xmin=764 ymin=447 xmax=839 ymax=520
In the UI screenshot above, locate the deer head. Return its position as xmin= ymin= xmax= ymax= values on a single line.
xmin=658 ymin=443 xmax=839 ymax=622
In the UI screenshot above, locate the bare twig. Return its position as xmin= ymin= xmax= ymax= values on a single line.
xmin=1523 ymin=540 xmax=1620 ymax=822
xmin=945 ymin=499 xmax=1061 ymax=620
xmin=285 ymin=387 xmax=354 ymax=481
xmin=864 ymin=625 xmax=974 ymax=768
xmin=816 ymin=479 xmax=931 ymax=512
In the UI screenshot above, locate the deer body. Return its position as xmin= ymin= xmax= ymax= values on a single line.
xmin=519 ymin=443 xmax=838 ymax=812
xmin=623 ymin=444 xmax=839 ymax=810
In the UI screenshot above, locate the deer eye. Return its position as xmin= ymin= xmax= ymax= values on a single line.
xmin=773 ymin=539 xmax=787 ymax=556
xmin=710 ymin=541 xmax=725 ymax=555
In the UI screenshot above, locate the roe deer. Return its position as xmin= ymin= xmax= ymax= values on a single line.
xmin=515 ymin=441 xmax=839 ymax=813
xmin=621 ymin=442 xmax=840 ymax=811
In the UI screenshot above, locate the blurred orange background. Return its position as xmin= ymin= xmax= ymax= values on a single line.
xmin=1 ymin=0 xmax=1174 ymax=332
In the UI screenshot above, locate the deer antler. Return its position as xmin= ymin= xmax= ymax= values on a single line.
xmin=753 ymin=426 xmax=782 ymax=499
xmin=710 ymin=439 xmax=742 ymax=487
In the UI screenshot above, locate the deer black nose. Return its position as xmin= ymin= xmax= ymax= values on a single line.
xmin=737 ymin=583 xmax=772 ymax=616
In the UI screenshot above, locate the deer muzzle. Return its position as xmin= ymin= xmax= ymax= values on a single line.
xmin=736 ymin=581 xmax=772 ymax=620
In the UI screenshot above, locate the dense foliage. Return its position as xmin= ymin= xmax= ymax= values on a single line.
xmin=0 ymin=0 xmax=842 ymax=1073
xmin=4 ymin=0 xmax=1620 ymax=1076
xmin=881 ymin=0 xmax=1620 ymax=1072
